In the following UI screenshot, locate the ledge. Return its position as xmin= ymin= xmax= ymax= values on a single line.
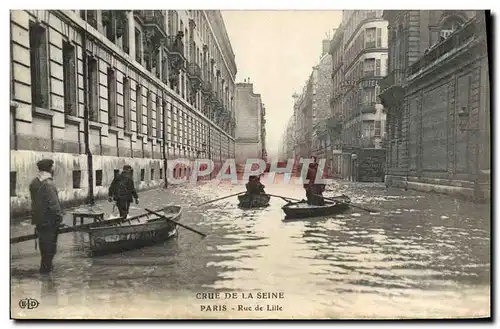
xmin=33 ymin=107 xmax=54 ymax=118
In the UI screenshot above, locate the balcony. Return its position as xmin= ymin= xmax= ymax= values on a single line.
xmin=166 ymin=33 xmax=185 ymax=58
xmin=408 ymin=17 xmax=481 ymax=77
xmin=133 ymin=11 xmax=166 ymax=38
xmin=379 ymin=69 xmax=405 ymax=107
xmin=187 ymin=62 xmax=202 ymax=93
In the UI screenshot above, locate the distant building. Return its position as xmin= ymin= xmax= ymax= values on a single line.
xmin=380 ymin=10 xmax=490 ymax=201
xmin=328 ymin=24 xmax=345 ymax=178
xmin=311 ymin=42 xmax=333 ymax=164
xmin=234 ymin=82 xmax=266 ymax=164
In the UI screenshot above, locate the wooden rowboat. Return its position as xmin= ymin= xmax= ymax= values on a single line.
xmin=88 ymin=205 xmax=181 ymax=255
xmin=282 ymin=195 xmax=351 ymax=220
xmin=237 ymin=193 xmax=271 ymax=209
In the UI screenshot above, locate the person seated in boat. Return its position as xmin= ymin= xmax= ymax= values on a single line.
xmin=246 ymin=175 xmax=266 ymax=195
xmin=108 ymin=165 xmax=139 ymax=218
xmin=304 ymin=156 xmax=325 ymax=206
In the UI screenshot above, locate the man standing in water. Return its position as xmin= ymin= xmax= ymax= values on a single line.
xmin=29 ymin=159 xmax=63 ymax=274
xmin=108 ymin=165 xmax=139 ymax=218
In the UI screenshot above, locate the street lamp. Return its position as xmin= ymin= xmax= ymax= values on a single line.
xmin=351 ymin=153 xmax=358 ymax=182
xmin=457 ymin=106 xmax=482 ymax=201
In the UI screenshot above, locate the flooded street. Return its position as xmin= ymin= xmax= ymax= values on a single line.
xmin=10 ymin=175 xmax=490 ymax=319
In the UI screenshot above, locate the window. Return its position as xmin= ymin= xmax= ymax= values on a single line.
xmin=363 ymin=87 xmax=376 ymax=104
xmin=114 ymin=169 xmax=119 ymax=178
xmin=62 ymin=41 xmax=77 ymax=115
xmin=375 ymin=120 xmax=381 ymax=137
xmin=156 ymin=96 xmax=162 ymax=138
xmin=108 ymin=67 xmax=117 ymax=126
xmin=29 ymin=22 xmax=49 ymax=108
xmin=159 ymin=168 xmax=163 ymax=179
xmin=10 ymin=172 xmax=16 ymax=197
xmin=73 ymin=170 xmax=81 ymax=188
xmin=440 ymin=16 xmax=464 ymax=40
xmin=95 ymin=169 xmax=103 ymax=186
xmin=365 ymin=28 xmax=376 ymax=48
xmin=87 ymin=56 xmax=99 ymax=121
xmin=140 ymin=169 xmax=145 ymax=181
xmin=151 ymin=168 xmax=155 ymax=180
xmin=376 ymin=28 xmax=382 ymax=48
xmin=364 ymin=58 xmax=375 ymax=76
xmin=122 ymin=17 xmax=129 ymax=54
xmin=135 ymin=28 xmax=142 ymax=64
xmin=147 ymin=91 xmax=153 ymax=136
xmin=123 ymin=77 xmax=131 ymax=130
xmin=136 ymin=84 xmax=143 ymax=133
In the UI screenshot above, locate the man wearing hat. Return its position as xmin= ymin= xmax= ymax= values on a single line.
xmin=108 ymin=165 xmax=139 ymax=218
xmin=29 ymin=159 xmax=63 ymax=274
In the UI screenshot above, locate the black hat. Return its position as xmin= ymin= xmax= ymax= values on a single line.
xmin=123 ymin=165 xmax=132 ymax=171
xmin=37 ymin=159 xmax=54 ymax=172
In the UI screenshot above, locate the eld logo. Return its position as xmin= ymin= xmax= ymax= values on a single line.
xmin=18 ymin=298 xmax=39 ymax=309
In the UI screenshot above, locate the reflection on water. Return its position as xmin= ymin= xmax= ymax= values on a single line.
xmin=11 ymin=176 xmax=490 ymax=319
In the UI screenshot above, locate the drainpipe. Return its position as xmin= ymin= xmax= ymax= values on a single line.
xmin=82 ymin=11 xmax=94 ymax=205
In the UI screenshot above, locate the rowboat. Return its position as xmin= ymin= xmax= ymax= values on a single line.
xmin=282 ymin=195 xmax=351 ymax=220
xmin=237 ymin=193 xmax=271 ymax=209
xmin=88 ymin=205 xmax=181 ymax=255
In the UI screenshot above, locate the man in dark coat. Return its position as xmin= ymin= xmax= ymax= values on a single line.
xmin=29 ymin=159 xmax=63 ymax=274
xmin=108 ymin=165 xmax=139 ymax=218
xmin=304 ymin=156 xmax=325 ymax=206
xmin=246 ymin=175 xmax=266 ymax=195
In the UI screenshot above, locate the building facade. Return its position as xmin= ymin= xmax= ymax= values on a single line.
xmin=261 ymin=103 xmax=267 ymax=161
xmin=311 ymin=44 xmax=333 ymax=164
xmin=328 ymin=25 xmax=345 ymax=178
xmin=338 ymin=10 xmax=388 ymax=182
xmin=380 ymin=10 xmax=490 ymax=201
xmin=10 ymin=10 xmax=237 ymax=216
xmin=234 ymin=82 xmax=266 ymax=164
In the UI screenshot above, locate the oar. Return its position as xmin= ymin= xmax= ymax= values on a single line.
xmin=195 ymin=191 xmax=246 ymax=207
xmin=266 ymin=194 xmax=301 ymax=203
xmin=145 ymin=208 xmax=207 ymax=238
xmin=314 ymin=194 xmax=380 ymax=213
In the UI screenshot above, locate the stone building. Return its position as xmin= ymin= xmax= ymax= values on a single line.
xmin=292 ymin=78 xmax=314 ymax=159
xmin=10 ymin=10 xmax=237 ymax=216
xmin=338 ymin=10 xmax=388 ymax=182
xmin=380 ymin=10 xmax=490 ymax=201
xmin=234 ymin=82 xmax=266 ymax=164
xmin=311 ymin=43 xmax=333 ymax=163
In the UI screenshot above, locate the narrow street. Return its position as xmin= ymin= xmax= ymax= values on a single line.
xmin=11 ymin=175 xmax=490 ymax=319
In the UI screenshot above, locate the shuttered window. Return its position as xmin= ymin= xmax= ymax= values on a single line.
xmin=375 ymin=59 xmax=381 ymax=76
xmin=87 ymin=56 xmax=99 ymax=121
xmin=123 ymin=77 xmax=131 ymax=130
xmin=29 ymin=22 xmax=49 ymax=109
xmin=107 ymin=67 xmax=117 ymax=126
xmin=136 ymin=85 xmax=143 ymax=134
xmin=376 ymin=28 xmax=382 ymax=47
xmin=156 ymin=95 xmax=162 ymax=138
xmin=62 ymin=41 xmax=77 ymax=115
xmin=147 ymin=90 xmax=153 ymax=136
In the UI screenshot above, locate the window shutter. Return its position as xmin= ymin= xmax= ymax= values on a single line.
xmin=376 ymin=59 xmax=381 ymax=76
xmin=376 ymin=28 xmax=382 ymax=47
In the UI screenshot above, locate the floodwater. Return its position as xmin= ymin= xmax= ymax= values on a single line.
xmin=10 ymin=174 xmax=491 ymax=319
